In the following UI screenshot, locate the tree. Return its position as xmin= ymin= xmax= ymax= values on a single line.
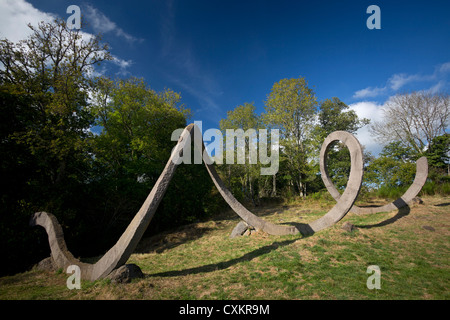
xmin=90 ymin=77 xmax=212 ymax=237
xmin=313 ymin=97 xmax=370 ymax=190
xmin=316 ymin=97 xmax=369 ymax=137
xmin=0 ymin=18 xmax=111 ymax=187
xmin=0 ymin=18 xmax=111 ymax=275
xmin=262 ymin=77 xmax=317 ymax=197
xmin=426 ymin=134 xmax=449 ymax=174
xmin=364 ymin=141 xmax=416 ymax=194
xmin=370 ymin=91 xmax=450 ymax=155
xmin=219 ymin=102 xmax=261 ymax=204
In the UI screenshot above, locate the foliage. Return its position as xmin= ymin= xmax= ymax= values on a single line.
xmin=364 ymin=142 xmax=416 ymax=190
xmin=0 ymin=19 xmax=111 ymax=275
xmin=218 ymin=102 xmax=262 ymax=205
xmin=312 ymin=97 xmax=369 ymax=191
xmin=262 ymin=77 xmax=317 ymax=197
xmin=370 ymin=91 xmax=450 ymax=154
xmin=426 ymin=133 xmax=449 ymax=173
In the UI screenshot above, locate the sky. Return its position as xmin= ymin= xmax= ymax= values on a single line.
xmin=1 ymin=0 xmax=449 ymax=156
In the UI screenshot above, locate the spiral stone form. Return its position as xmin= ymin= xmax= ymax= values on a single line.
xmin=319 ymin=146 xmax=428 ymax=214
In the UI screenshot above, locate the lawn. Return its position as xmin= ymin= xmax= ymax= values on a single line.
xmin=0 ymin=195 xmax=448 ymax=300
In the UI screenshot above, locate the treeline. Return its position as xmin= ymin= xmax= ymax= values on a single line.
xmin=217 ymin=84 xmax=370 ymax=204
xmin=0 ymin=20 xmax=448 ymax=276
xmin=217 ymin=83 xmax=450 ymax=205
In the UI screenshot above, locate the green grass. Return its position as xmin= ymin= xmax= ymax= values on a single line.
xmin=0 ymin=195 xmax=448 ymax=300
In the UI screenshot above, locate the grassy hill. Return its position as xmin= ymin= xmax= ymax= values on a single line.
xmin=0 ymin=195 xmax=448 ymax=300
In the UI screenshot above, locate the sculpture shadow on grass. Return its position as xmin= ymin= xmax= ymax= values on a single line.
xmin=355 ymin=200 xmax=411 ymax=230
xmin=147 ymin=238 xmax=298 ymax=278
xmin=434 ymin=202 xmax=450 ymax=207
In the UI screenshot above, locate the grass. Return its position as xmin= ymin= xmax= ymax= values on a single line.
xmin=0 ymin=195 xmax=448 ymax=300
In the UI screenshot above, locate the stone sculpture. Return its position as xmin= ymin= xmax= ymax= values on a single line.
xmin=320 ymin=146 xmax=428 ymax=214
xmin=29 ymin=124 xmax=425 ymax=281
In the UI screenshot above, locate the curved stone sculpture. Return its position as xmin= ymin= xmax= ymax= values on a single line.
xmin=203 ymin=129 xmax=364 ymax=235
xmin=30 ymin=125 xmax=364 ymax=280
xmin=320 ymin=142 xmax=428 ymax=215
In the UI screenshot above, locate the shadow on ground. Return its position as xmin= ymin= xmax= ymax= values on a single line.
xmin=135 ymin=224 xmax=216 ymax=254
xmin=147 ymin=238 xmax=298 ymax=278
xmin=355 ymin=205 xmax=411 ymax=229
xmin=434 ymin=202 xmax=450 ymax=207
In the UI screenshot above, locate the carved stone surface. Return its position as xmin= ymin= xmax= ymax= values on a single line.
xmin=341 ymin=222 xmax=355 ymax=232
xmin=230 ymin=221 xmax=250 ymax=238
xmin=105 ymin=264 xmax=144 ymax=283
xmin=29 ymin=125 xmax=400 ymax=281
xmin=33 ymin=257 xmax=57 ymax=272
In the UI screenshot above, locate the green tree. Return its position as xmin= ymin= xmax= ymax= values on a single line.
xmin=426 ymin=134 xmax=449 ymax=174
xmin=219 ymin=102 xmax=261 ymax=204
xmin=364 ymin=141 xmax=416 ymax=190
xmin=0 ymin=18 xmax=111 ymax=188
xmin=262 ymin=77 xmax=317 ymax=197
xmin=0 ymin=18 xmax=111 ymax=275
xmin=313 ymin=97 xmax=370 ymax=191
xmin=369 ymin=91 xmax=450 ymax=194
xmin=90 ymin=77 xmax=212 ymax=237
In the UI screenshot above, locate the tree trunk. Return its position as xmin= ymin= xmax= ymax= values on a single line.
xmin=272 ymin=174 xmax=277 ymax=196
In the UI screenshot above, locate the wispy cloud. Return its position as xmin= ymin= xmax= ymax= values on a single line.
xmin=439 ymin=62 xmax=450 ymax=73
xmin=353 ymin=62 xmax=450 ymax=99
xmin=0 ymin=1 xmax=135 ymax=78
xmin=353 ymin=86 xmax=386 ymax=99
xmin=83 ymin=4 xmax=144 ymax=44
xmin=427 ymin=80 xmax=446 ymax=94
xmin=111 ymin=55 xmax=133 ymax=76
xmin=388 ymin=73 xmax=423 ymax=91
xmin=157 ymin=0 xmax=223 ymax=119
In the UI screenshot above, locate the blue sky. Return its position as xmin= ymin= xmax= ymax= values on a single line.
xmin=1 ymin=0 xmax=449 ymax=155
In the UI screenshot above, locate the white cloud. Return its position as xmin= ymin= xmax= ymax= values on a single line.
xmin=353 ymin=61 xmax=450 ymax=99
xmin=388 ymin=73 xmax=422 ymax=91
xmin=0 ymin=1 xmax=134 ymax=77
xmin=83 ymin=4 xmax=143 ymax=44
xmin=348 ymin=101 xmax=386 ymax=156
xmin=353 ymin=86 xmax=386 ymax=99
xmin=439 ymin=62 xmax=450 ymax=74
xmin=427 ymin=80 xmax=446 ymax=94
xmin=111 ymin=55 xmax=133 ymax=76
xmin=0 ymin=0 xmax=55 ymax=42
